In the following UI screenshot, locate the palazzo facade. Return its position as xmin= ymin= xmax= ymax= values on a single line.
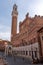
xmin=11 ymin=4 xmax=43 ymax=59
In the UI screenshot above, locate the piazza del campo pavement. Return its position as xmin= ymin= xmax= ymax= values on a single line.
xmin=0 ymin=3 xmax=43 ymax=65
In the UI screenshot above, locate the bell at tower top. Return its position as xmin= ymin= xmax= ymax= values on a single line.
xmin=12 ymin=4 xmax=18 ymax=17
xmin=13 ymin=4 xmax=17 ymax=11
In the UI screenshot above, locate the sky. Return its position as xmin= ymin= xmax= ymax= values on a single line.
xmin=0 ymin=0 xmax=43 ymax=41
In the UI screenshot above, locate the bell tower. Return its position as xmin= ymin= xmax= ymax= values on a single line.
xmin=11 ymin=4 xmax=18 ymax=43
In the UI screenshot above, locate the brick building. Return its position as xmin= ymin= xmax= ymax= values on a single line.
xmin=11 ymin=4 xmax=43 ymax=59
xmin=0 ymin=39 xmax=12 ymax=51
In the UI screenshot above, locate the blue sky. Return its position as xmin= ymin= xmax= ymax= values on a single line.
xmin=0 ymin=0 xmax=43 ymax=41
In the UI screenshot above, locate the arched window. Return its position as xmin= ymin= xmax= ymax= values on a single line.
xmin=34 ymin=38 xmax=36 ymax=43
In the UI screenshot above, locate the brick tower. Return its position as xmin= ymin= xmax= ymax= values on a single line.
xmin=11 ymin=4 xmax=18 ymax=43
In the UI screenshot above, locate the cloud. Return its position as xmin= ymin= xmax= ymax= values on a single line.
xmin=0 ymin=24 xmax=11 ymax=41
xmin=0 ymin=25 xmax=4 ymax=29
xmin=0 ymin=23 xmax=11 ymax=31
xmin=0 ymin=32 xmax=11 ymax=40
xmin=0 ymin=15 xmax=11 ymax=41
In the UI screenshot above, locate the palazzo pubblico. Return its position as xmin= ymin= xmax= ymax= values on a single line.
xmin=11 ymin=4 xmax=43 ymax=60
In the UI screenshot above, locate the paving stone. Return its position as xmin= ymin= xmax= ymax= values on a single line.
xmin=0 ymin=51 xmax=43 ymax=65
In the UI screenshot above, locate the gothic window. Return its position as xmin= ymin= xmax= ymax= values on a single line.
xmin=29 ymin=21 xmax=36 ymax=29
xmin=28 ymin=40 xmax=32 ymax=45
xmin=32 ymin=39 xmax=34 ymax=43
xmin=30 ymin=40 xmax=32 ymax=44
xmin=34 ymin=38 xmax=36 ymax=43
xmin=29 ymin=41 xmax=31 ymax=44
